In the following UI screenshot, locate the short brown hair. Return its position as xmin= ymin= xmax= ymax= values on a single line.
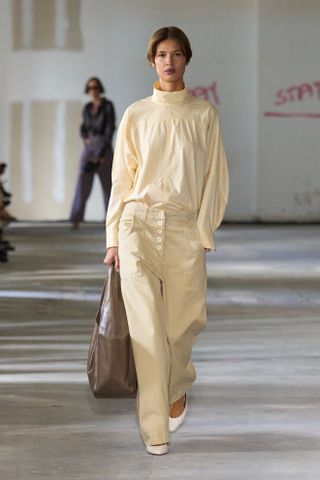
xmin=147 ymin=26 xmax=192 ymax=65
xmin=84 ymin=77 xmax=105 ymax=94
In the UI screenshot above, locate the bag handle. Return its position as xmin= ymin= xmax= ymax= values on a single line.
xmin=95 ymin=264 xmax=114 ymax=326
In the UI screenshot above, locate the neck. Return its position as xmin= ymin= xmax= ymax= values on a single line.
xmin=158 ymin=79 xmax=185 ymax=92
xmin=92 ymin=96 xmax=102 ymax=105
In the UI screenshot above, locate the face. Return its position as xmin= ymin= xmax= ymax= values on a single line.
xmin=87 ymin=80 xmax=101 ymax=99
xmin=153 ymin=39 xmax=186 ymax=87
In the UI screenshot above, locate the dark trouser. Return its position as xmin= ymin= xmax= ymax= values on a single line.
xmin=70 ymin=146 xmax=113 ymax=223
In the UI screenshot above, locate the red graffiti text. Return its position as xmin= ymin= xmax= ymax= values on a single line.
xmin=274 ymin=81 xmax=320 ymax=106
xmin=190 ymin=82 xmax=220 ymax=105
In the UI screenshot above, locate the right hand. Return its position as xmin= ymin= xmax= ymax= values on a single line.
xmin=103 ymin=247 xmax=120 ymax=272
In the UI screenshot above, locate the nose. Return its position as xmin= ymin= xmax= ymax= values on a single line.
xmin=166 ymin=55 xmax=173 ymax=66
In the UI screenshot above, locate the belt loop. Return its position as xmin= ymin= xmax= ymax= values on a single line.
xmin=142 ymin=203 xmax=148 ymax=222
xmin=134 ymin=202 xmax=139 ymax=218
xmin=134 ymin=202 xmax=140 ymax=220
xmin=135 ymin=201 xmax=147 ymax=222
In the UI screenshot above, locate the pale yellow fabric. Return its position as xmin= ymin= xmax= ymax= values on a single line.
xmin=118 ymin=201 xmax=207 ymax=445
xmin=106 ymin=81 xmax=229 ymax=250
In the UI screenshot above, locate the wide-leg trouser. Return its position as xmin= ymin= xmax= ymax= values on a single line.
xmin=118 ymin=202 xmax=207 ymax=446
xmin=70 ymin=146 xmax=113 ymax=223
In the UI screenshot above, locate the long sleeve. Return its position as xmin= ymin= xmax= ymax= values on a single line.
xmin=105 ymin=109 xmax=138 ymax=248
xmin=196 ymin=108 xmax=229 ymax=251
xmin=103 ymin=102 xmax=116 ymax=145
xmin=96 ymin=101 xmax=116 ymax=157
xmin=80 ymin=106 xmax=88 ymax=139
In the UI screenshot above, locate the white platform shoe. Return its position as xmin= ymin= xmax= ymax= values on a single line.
xmin=169 ymin=393 xmax=187 ymax=433
xmin=146 ymin=443 xmax=169 ymax=455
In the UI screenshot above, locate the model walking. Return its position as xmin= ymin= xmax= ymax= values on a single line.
xmin=104 ymin=26 xmax=229 ymax=455
xmin=70 ymin=77 xmax=115 ymax=228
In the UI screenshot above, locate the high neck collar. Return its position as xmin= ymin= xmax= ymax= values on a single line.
xmin=152 ymin=81 xmax=190 ymax=104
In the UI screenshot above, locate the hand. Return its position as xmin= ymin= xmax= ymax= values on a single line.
xmin=103 ymin=246 xmax=120 ymax=272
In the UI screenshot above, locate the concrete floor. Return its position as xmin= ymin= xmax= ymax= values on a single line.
xmin=1 ymin=223 xmax=320 ymax=480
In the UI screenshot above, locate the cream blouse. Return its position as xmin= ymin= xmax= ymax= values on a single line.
xmin=106 ymin=81 xmax=229 ymax=251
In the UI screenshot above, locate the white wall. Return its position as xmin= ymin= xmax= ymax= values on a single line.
xmin=0 ymin=0 xmax=319 ymax=222
xmin=257 ymin=0 xmax=320 ymax=220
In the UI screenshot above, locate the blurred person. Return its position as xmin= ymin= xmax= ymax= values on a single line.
xmin=104 ymin=27 xmax=229 ymax=455
xmin=0 ymin=224 xmax=15 ymax=263
xmin=0 ymin=163 xmax=15 ymax=262
xmin=0 ymin=227 xmax=9 ymax=262
xmin=0 ymin=163 xmax=16 ymax=224
xmin=70 ymin=77 xmax=115 ymax=228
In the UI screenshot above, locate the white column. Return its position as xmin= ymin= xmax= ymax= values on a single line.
xmin=21 ymin=0 xmax=33 ymax=49
xmin=53 ymin=101 xmax=66 ymax=202
xmin=54 ymin=0 xmax=68 ymax=48
xmin=21 ymin=101 xmax=33 ymax=203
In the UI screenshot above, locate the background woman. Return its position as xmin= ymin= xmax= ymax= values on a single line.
xmin=70 ymin=77 xmax=115 ymax=228
xmin=104 ymin=26 xmax=229 ymax=455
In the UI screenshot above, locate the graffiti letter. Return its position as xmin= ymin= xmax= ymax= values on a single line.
xmin=298 ymin=83 xmax=313 ymax=101
xmin=286 ymin=86 xmax=300 ymax=102
xmin=313 ymin=81 xmax=320 ymax=99
xmin=208 ymin=82 xmax=220 ymax=105
xmin=274 ymin=88 xmax=288 ymax=106
xmin=191 ymin=86 xmax=208 ymax=100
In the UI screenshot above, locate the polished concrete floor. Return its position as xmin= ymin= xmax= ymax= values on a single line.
xmin=1 ymin=222 xmax=320 ymax=479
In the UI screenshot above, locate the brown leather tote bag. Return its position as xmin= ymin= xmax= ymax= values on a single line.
xmin=87 ymin=264 xmax=138 ymax=398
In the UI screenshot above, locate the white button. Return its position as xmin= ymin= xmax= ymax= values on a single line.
xmin=157 ymin=229 xmax=162 ymax=234
xmin=157 ymin=221 xmax=162 ymax=226
xmin=157 ymin=236 xmax=162 ymax=242
xmin=156 ymin=245 xmax=162 ymax=250
xmin=160 ymin=212 xmax=165 ymax=218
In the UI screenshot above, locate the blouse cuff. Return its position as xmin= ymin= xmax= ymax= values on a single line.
xmin=106 ymin=230 xmax=119 ymax=249
xmin=198 ymin=228 xmax=216 ymax=252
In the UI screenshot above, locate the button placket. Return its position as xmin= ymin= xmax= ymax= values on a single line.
xmin=153 ymin=211 xmax=164 ymax=252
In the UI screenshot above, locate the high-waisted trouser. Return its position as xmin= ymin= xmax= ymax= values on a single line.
xmin=118 ymin=202 xmax=207 ymax=446
xmin=70 ymin=145 xmax=113 ymax=223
